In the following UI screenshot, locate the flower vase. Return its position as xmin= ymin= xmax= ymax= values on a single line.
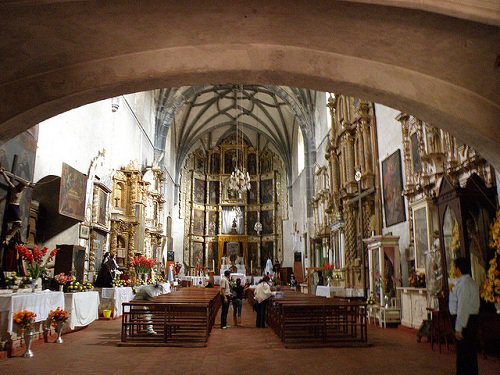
xmin=55 ymin=321 xmax=65 ymax=344
xmin=58 ymin=284 xmax=64 ymax=292
xmin=31 ymin=278 xmax=42 ymax=293
xmin=23 ymin=330 xmax=34 ymax=358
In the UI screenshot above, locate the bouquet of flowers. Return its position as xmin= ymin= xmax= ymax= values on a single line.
xmin=131 ymin=255 xmax=156 ymax=275
xmin=13 ymin=310 xmax=36 ymax=331
xmin=323 ymin=262 xmax=335 ymax=278
xmin=47 ymin=307 xmax=69 ymax=327
xmin=16 ymin=245 xmax=58 ymax=280
xmin=480 ymin=210 xmax=500 ymax=304
xmin=54 ymin=273 xmax=72 ymax=285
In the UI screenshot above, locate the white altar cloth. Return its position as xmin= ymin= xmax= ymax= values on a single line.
xmin=0 ymin=290 xmax=65 ymax=335
xmin=100 ymin=287 xmax=134 ymax=318
xmin=315 ymin=286 xmax=331 ymax=298
xmin=64 ymin=291 xmax=100 ymax=330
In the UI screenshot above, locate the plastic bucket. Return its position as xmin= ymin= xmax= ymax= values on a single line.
xmin=103 ymin=309 xmax=112 ymax=319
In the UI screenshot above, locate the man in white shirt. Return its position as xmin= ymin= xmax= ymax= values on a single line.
xmin=220 ymin=270 xmax=232 ymax=329
xmin=448 ymin=257 xmax=480 ymax=375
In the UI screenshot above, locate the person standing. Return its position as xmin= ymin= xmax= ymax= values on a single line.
xmin=220 ymin=270 xmax=231 ymax=329
xmin=449 ymin=257 xmax=480 ymax=375
xmin=254 ymin=276 xmax=273 ymax=328
xmin=231 ymin=278 xmax=244 ymax=326
xmin=106 ymin=253 xmax=119 ymax=279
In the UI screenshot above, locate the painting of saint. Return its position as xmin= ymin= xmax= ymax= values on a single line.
xmin=209 ymin=181 xmax=219 ymax=204
xmin=260 ymin=156 xmax=272 ymax=174
xmin=192 ymin=242 xmax=204 ymax=268
xmin=261 ymin=210 xmax=273 ymax=235
xmin=411 ymin=133 xmax=422 ymax=173
xmin=195 ymin=156 xmax=205 ymax=173
xmin=248 ymin=242 xmax=258 ymax=265
xmin=96 ymin=187 xmax=108 ymax=226
xmin=260 ymin=179 xmax=273 ymax=204
xmin=208 ymin=211 xmax=218 ymax=235
xmin=382 ymin=150 xmax=405 ymax=226
xmin=210 ymin=153 xmax=220 ymax=174
xmin=224 ymin=149 xmax=237 ymax=174
xmin=192 ymin=209 xmax=205 ymax=235
xmin=59 ymin=162 xmax=87 ymax=221
xmin=193 ymin=179 xmax=206 ymax=204
xmin=247 ymin=153 xmax=257 ymax=175
xmin=248 ymin=181 xmax=258 ymax=204
xmin=247 ymin=211 xmax=258 ymax=235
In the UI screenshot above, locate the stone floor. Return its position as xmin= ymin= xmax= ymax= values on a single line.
xmin=0 ymin=305 xmax=498 ymax=375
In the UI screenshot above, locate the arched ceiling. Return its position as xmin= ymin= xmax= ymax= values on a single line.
xmin=0 ymin=1 xmax=498 ymax=167
xmin=154 ymin=85 xmax=318 ymax=180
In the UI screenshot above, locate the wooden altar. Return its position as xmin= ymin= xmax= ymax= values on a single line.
xmin=217 ymin=235 xmax=248 ymax=270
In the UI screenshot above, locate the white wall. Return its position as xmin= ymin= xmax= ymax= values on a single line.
xmin=374 ymin=103 xmax=410 ymax=283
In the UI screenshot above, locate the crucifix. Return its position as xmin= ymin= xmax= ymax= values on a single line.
xmin=346 ymin=170 xmax=375 ymax=298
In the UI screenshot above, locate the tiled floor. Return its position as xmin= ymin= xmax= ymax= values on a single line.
xmin=0 ymin=305 xmax=498 ymax=375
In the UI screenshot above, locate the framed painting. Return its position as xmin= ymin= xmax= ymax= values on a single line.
xmin=209 ymin=181 xmax=219 ymax=204
xmin=248 ymin=242 xmax=258 ymax=265
xmin=93 ymin=184 xmax=109 ymax=227
xmin=195 ymin=155 xmax=205 ymax=173
xmin=413 ymin=206 xmax=429 ymax=270
xmin=193 ymin=178 xmax=206 ymax=204
xmin=192 ymin=242 xmax=204 ymax=267
xmin=210 ymin=153 xmax=220 ymax=174
xmin=192 ymin=209 xmax=205 ymax=235
xmin=261 ymin=210 xmax=273 ymax=235
xmin=59 ymin=162 xmax=87 ymax=221
xmin=260 ymin=179 xmax=274 ymax=204
xmin=79 ymin=224 xmax=90 ymax=239
xmin=247 ymin=181 xmax=258 ymax=204
xmin=247 ymin=211 xmax=258 ymax=235
xmin=410 ymin=133 xmax=422 ymax=173
xmin=207 ymin=211 xmax=218 ymax=235
xmin=247 ymin=153 xmax=257 ymax=175
xmin=382 ymin=150 xmax=405 ymax=226
xmin=261 ymin=241 xmax=274 ymax=269
xmin=224 ymin=149 xmax=237 ymax=174
xmin=260 ymin=155 xmax=272 ymax=174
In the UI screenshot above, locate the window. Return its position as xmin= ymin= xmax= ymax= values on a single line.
xmin=297 ymin=129 xmax=304 ymax=174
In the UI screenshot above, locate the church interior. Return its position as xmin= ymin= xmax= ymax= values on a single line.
xmin=0 ymin=1 xmax=499 ymax=374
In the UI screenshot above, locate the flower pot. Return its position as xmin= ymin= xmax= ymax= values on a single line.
xmin=103 ymin=309 xmax=112 ymax=319
xmin=58 ymin=285 xmax=64 ymax=292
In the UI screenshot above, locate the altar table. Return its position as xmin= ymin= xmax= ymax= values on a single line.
xmin=315 ymin=285 xmax=331 ymax=297
xmin=0 ymin=290 xmax=65 ymax=337
xmin=100 ymin=287 xmax=134 ymax=318
xmin=64 ymin=291 xmax=100 ymax=329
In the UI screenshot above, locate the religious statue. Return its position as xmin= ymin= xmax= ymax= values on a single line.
xmin=230 ymin=217 xmax=238 ymax=234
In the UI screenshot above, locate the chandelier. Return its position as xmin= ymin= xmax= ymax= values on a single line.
xmin=228 ymin=84 xmax=251 ymax=196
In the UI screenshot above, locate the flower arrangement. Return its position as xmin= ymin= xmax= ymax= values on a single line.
xmin=480 ymin=210 xmax=500 ymax=304
xmin=54 ymin=273 xmax=72 ymax=285
xmin=131 ymin=256 xmax=156 ymax=275
xmin=47 ymin=307 xmax=69 ymax=326
xmin=13 ymin=310 xmax=36 ymax=330
xmin=16 ymin=245 xmax=58 ymax=280
xmin=323 ymin=262 xmax=335 ymax=278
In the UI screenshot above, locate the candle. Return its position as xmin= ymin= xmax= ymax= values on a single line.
xmin=213 ymin=259 xmax=215 ymax=271
xmin=251 ymin=260 xmax=253 ymax=274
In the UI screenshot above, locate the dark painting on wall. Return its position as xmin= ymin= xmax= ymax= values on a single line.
xmin=167 ymin=250 xmax=175 ymax=262
xmin=193 ymin=179 xmax=206 ymax=204
xmin=247 ymin=211 xmax=258 ymax=235
xmin=248 ymin=242 xmax=258 ymax=265
xmin=0 ymin=129 xmax=38 ymax=241
xmin=96 ymin=186 xmax=108 ymax=226
xmin=192 ymin=242 xmax=204 ymax=267
xmin=192 ymin=209 xmax=205 ymax=235
xmin=261 ymin=241 xmax=274 ymax=269
xmin=224 ymin=149 xmax=237 ymax=174
xmin=410 ymin=133 xmax=422 ymax=173
xmin=260 ymin=156 xmax=272 ymax=174
xmin=59 ymin=162 xmax=87 ymax=221
xmin=261 ymin=210 xmax=273 ymax=235
xmin=248 ymin=181 xmax=258 ymax=204
xmin=210 ymin=153 xmax=220 ymax=174
xmin=247 ymin=153 xmax=257 ymax=175
xmin=209 ymin=181 xmax=219 ymax=204
xmin=195 ymin=156 xmax=205 ymax=173
xmin=207 ymin=211 xmax=218 ymax=235
xmin=382 ymin=149 xmax=406 ymax=227
xmin=260 ymin=179 xmax=273 ymax=204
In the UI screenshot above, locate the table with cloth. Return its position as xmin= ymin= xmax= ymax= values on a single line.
xmin=64 ymin=291 xmax=100 ymax=330
xmin=99 ymin=287 xmax=135 ymax=318
xmin=0 ymin=290 xmax=65 ymax=340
